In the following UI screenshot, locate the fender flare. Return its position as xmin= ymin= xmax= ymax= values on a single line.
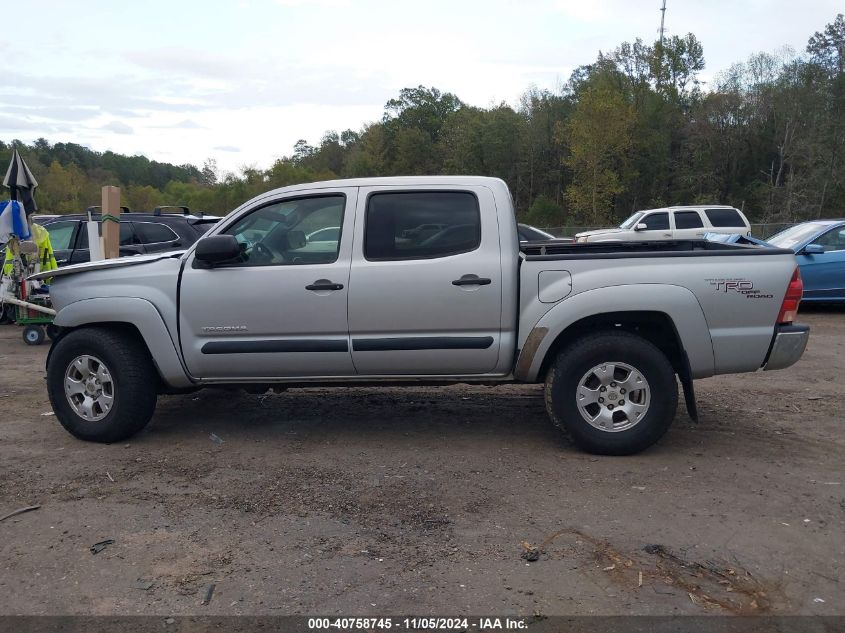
xmin=52 ymin=297 xmax=193 ymax=388
xmin=516 ymin=284 xmax=715 ymax=382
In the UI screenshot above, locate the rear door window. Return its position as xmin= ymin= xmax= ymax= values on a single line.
xmin=674 ymin=211 xmax=704 ymax=229
xmin=705 ymin=208 xmax=745 ymax=228
xmin=120 ymin=222 xmax=140 ymax=245
xmin=364 ymin=191 xmax=480 ymax=260
xmin=77 ymin=221 xmax=139 ymax=247
xmin=135 ymin=222 xmax=179 ymax=244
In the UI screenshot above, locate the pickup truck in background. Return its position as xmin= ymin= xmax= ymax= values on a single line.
xmin=33 ymin=177 xmax=809 ymax=455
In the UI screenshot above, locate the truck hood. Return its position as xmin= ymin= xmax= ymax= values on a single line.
xmin=574 ymin=228 xmax=625 ymax=238
xmin=28 ymin=250 xmax=186 ymax=281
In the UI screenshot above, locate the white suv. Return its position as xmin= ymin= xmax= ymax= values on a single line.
xmin=575 ymin=206 xmax=751 ymax=243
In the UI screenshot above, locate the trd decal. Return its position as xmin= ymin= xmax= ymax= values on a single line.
xmin=706 ymin=278 xmax=774 ymax=299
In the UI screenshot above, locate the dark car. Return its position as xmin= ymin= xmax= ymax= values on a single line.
xmin=39 ymin=206 xmax=220 ymax=266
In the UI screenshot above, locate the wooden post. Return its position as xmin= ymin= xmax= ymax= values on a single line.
xmin=101 ymin=186 xmax=121 ymax=259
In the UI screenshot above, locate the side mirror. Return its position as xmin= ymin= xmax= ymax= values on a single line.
xmin=802 ymin=244 xmax=824 ymax=255
xmin=195 ymin=235 xmax=241 ymax=266
xmin=634 ymin=223 xmax=648 ymax=231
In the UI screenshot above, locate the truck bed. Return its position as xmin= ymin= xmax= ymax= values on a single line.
xmin=516 ymin=238 xmax=799 ymax=381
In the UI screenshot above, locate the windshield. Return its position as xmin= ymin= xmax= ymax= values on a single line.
xmin=767 ymin=223 xmax=827 ymax=249
xmin=518 ymin=224 xmax=555 ymax=241
xmin=619 ymin=212 xmax=644 ymax=229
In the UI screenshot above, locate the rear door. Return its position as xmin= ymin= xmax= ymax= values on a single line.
xmin=70 ymin=221 xmax=143 ymax=263
xmin=133 ymin=221 xmax=183 ymax=253
xmin=179 ymin=188 xmax=357 ymax=379
xmin=672 ymin=210 xmax=706 ymax=239
xmin=347 ymin=186 xmax=502 ymax=375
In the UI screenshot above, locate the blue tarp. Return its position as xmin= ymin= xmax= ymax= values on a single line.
xmin=0 ymin=199 xmax=31 ymax=240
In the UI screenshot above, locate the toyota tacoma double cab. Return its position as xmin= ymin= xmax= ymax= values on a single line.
xmin=33 ymin=177 xmax=809 ymax=455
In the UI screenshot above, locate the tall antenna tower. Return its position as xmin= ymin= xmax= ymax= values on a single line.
xmin=658 ymin=0 xmax=667 ymax=45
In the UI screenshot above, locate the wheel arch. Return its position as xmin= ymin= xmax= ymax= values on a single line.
xmin=50 ymin=297 xmax=193 ymax=388
xmin=516 ymin=284 xmax=715 ymax=384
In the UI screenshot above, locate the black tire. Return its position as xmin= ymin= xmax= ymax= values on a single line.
xmin=46 ymin=323 xmax=61 ymax=341
xmin=23 ymin=325 xmax=45 ymax=345
xmin=544 ymin=331 xmax=678 ymax=455
xmin=47 ymin=327 xmax=158 ymax=442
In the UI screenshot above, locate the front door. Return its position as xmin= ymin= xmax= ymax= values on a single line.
xmin=634 ymin=211 xmax=672 ymax=240
xmin=41 ymin=220 xmax=80 ymax=267
xmin=799 ymin=226 xmax=845 ymax=301
xmin=179 ymin=189 xmax=357 ymax=379
xmin=347 ymin=186 xmax=502 ymax=375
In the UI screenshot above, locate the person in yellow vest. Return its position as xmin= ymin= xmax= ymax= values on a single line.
xmin=2 ymin=218 xmax=58 ymax=282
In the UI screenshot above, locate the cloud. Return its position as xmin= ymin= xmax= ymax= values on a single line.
xmin=0 ymin=104 xmax=101 ymax=123
xmin=152 ymin=119 xmax=207 ymax=129
xmin=0 ymin=114 xmax=75 ymax=134
xmin=213 ymin=145 xmax=241 ymax=152
xmin=124 ymin=48 xmax=243 ymax=80
xmin=100 ymin=121 xmax=134 ymax=134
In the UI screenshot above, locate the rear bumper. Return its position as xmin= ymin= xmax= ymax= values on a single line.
xmin=763 ymin=324 xmax=810 ymax=371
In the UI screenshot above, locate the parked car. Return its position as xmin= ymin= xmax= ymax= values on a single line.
xmin=766 ymin=220 xmax=845 ymax=302
xmin=35 ymin=176 xmax=807 ymax=455
xmin=574 ymin=205 xmax=751 ymax=243
xmin=517 ymin=223 xmax=574 ymax=243
xmin=39 ymin=207 xmax=220 ymax=266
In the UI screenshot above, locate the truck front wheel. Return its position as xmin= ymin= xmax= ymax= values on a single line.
xmin=544 ymin=331 xmax=678 ymax=455
xmin=47 ymin=327 xmax=158 ymax=442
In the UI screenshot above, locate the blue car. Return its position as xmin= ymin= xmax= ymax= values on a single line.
xmin=767 ymin=220 xmax=845 ymax=302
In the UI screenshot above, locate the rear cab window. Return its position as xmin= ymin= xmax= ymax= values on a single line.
xmin=705 ymin=208 xmax=746 ymax=228
xmin=364 ymin=191 xmax=481 ymax=260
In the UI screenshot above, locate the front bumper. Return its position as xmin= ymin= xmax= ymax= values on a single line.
xmin=763 ymin=324 xmax=810 ymax=371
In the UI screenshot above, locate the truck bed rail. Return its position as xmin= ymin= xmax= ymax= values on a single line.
xmin=520 ymin=239 xmax=793 ymax=260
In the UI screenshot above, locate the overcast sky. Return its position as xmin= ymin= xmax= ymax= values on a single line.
xmin=3 ymin=0 xmax=841 ymax=173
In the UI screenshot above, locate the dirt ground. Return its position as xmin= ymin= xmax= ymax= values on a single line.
xmin=0 ymin=308 xmax=843 ymax=617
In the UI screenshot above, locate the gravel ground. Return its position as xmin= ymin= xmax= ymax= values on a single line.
xmin=0 ymin=308 xmax=842 ymax=616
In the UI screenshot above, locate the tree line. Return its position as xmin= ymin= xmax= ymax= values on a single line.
xmin=2 ymin=14 xmax=842 ymax=228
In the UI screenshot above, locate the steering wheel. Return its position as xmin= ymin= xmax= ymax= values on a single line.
xmin=251 ymin=241 xmax=275 ymax=264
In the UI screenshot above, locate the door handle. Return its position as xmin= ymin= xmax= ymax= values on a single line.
xmin=306 ymin=280 xmax=344 ymax=291
xmin=452 ymin=276 xmax=492 ymax=286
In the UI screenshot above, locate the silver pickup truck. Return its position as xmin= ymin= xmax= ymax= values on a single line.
xmin=34 ymin=177 xmax=809 ymax=455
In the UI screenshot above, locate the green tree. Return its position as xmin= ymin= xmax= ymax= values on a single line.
xmin=561 ymin=84 xmax=635 ymax=224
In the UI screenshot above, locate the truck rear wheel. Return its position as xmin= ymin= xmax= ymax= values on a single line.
xmin=544 ymin=331 xmax=678 ymax=455
xmin=47 ymin=327 xmax=158 ymax=443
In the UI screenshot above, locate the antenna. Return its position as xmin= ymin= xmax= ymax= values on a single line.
xmin=659 ymin=0 xmax=667 ymax=46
